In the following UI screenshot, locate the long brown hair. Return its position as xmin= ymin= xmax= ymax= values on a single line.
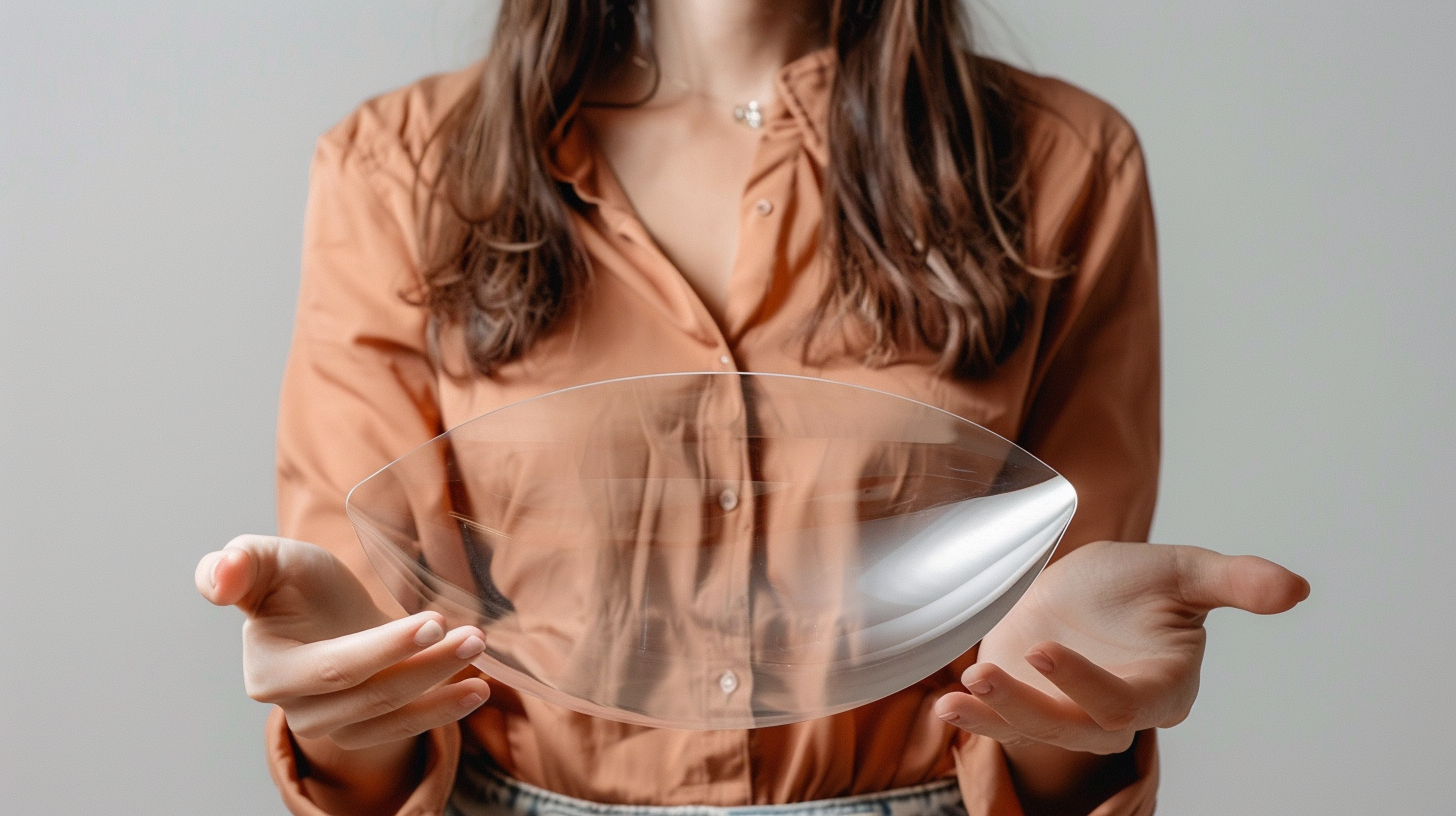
xmin=418 ymin=0 xmax=1044 ymax=378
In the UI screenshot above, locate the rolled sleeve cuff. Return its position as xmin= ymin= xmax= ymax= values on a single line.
xmin=265 ymin=706 xmax=463 ymax=816
xmin=953 ymin=730 xmax=1158 ymax=816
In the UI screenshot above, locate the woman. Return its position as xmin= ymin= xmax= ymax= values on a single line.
xmin=195 ymin=2 xmax=1309 ymax=815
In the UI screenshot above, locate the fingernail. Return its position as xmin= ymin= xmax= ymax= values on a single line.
xmin=967 ymin=679 xmax=992 ymax=695
xmin=456 ymin=635 xmax=486 ymax=659
xmin=1026 ymin=650 xmax=1055 ymax=673
xmin=938 ymin=711 xmax=960 ymax=723
xmin=414 ymin=620 xmax=444 ymax=647
xmin=459 ymin=692 xmax=484 ymax=711
xmin=209 ymin=551 xmax=230 ymax=589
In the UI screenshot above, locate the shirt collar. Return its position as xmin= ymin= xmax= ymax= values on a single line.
xmin=773 ymin=46 xmax=834 ymax=166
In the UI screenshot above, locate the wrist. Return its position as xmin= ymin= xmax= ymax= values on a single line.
xmin=1000 ymin=737 xmax=1139 ymax=816
xmin=292 ymin=730 xmax=426 ymax=816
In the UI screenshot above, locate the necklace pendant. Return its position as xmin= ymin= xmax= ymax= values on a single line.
xmin=733 ymin=100 xmax=763 ymax=129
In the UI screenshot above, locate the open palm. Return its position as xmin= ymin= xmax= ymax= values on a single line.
xmin=935 ymin=540 xmax=1310 ymax=754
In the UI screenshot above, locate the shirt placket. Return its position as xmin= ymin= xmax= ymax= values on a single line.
xmin=694 ymin=375 xmax=757 ymax=728
xmin=683 ymin=117 xmax=802 ymax=730
xmin=551 ymin=94 xmax=810 ymax=792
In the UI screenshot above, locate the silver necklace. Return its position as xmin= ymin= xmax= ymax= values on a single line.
xmin=667 ymin=78 xmax=767 ymax=130
xmin=732 ymin=101 xmax=764 ymax=129
xmin=633 ymin=56 xmax=767 ymax=130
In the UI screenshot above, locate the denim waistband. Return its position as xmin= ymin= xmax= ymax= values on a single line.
xmin=446 ymin=760 xmax=965 ymax=816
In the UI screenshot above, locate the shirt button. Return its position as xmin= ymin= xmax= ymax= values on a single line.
xmin=754 ymin=199 xmax=773 ymax=216
xmin=719 ymin=670 xmax=739 ymax=695
xmin=718 ymin=489 xmax=739 ymax=511
xmin=719 ymin=354 xmax=732 ymax=366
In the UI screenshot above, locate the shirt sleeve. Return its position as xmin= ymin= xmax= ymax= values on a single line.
xmin=953 ymin=130 xmax=1162 ymax=816
xmin=1022 ymin=135 xmax=1161 ymax=555
xmin=267 ymin=121 xmax=463 ymax=815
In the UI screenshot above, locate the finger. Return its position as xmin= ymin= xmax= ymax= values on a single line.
xmin=195 ymin=550 xmax=230 ymax=603
xmin=196 ymin=534 xmax=291 ymax=611
xmin=280 ymin=625 xmax=486 ymax=732
xmin=195 ymin=543 xmax=261 ymax=607
xmin=1025 ymin=642 xmax=1166 ymax=731
xmin=956 ymin=663 xmax=1134 ymax=755
xmin=245 ymin=613 xmax=456 ymax=702
xmin=1174 ymin=547 xmax=1311 ymax=614
xmin=934 ymin=691 xmax=1029 ymax=746
xmin=325 ymin=677 xmax=491 ymax=751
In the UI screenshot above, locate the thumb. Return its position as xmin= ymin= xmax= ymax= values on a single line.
xmin=194 ymin=534 xmax=280 ymax=612
xmin=1173 ymin=546 xmax=1311 ymax=614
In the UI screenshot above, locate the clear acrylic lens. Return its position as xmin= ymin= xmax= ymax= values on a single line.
xmin=346 ymin=373 xmax=1076 ymax=729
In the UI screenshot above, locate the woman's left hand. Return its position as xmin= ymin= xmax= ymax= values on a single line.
xmin=934 ymin=540 xmax=1310 ymax=754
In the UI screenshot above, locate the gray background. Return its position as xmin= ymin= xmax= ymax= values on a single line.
xmin=1 ymin=1 xmax=1450 ymax=812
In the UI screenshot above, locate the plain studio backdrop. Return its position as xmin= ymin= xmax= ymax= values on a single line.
xmin=1 ymin=2 xmax=1451 ymax=813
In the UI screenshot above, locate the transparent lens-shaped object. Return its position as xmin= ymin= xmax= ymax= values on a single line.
xmin=347 ymin=373 xmax=1075 ymax=729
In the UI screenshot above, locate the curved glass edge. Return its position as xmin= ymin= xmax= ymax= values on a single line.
xmin=344 ymin=372 xmax=1079 ymax=730
xmin=468 ymin=491 xmax=1070 ymax=731
xmin=344 ymin=372 xmax=1072 ymax=497
xmin=348 ymin=487 xmax=1075 ymax=731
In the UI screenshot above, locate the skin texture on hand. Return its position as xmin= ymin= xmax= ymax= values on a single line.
xmin=196 ymin=535 xmax=491 ymax=816
xmin=935 ymin=541 xmax=1310 ymax=814
xmin=199 ymin=535 xmax=1307 ymax=815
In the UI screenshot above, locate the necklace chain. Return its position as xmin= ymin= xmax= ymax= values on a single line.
xmin=633 ymin=56 xmax=767 ymax=130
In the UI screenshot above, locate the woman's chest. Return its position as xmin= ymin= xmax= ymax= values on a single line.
xmin=431 ymin=249 xmax=1045 ymax=447
xmin=433 ymin=115 xmax=1049 ymax=446
xmin=579 ymin=106 xmax=764 ymax=325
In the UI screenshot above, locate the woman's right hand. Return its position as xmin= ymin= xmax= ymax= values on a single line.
xmin=195 ymin=535 xmax=490 ymax=810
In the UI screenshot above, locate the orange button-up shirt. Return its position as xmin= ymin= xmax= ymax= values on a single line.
xmin=267 ymin=49 xmax=1161 ymax=816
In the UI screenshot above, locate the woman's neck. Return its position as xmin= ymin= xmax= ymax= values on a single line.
xmin=644 ymin=0 xmax=828 ymax=103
